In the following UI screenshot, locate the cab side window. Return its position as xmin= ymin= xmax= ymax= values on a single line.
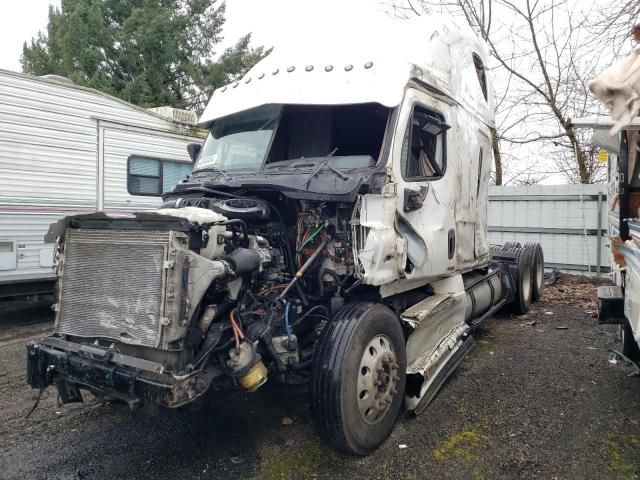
xmin=401 ymin=105 xmax=449 ymax=181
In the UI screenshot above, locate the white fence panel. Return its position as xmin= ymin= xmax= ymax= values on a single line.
xmin=488 ymin=185 xmax=608 ymax=274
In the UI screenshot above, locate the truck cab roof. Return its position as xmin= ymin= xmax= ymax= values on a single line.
xmin=199 ymin=15 xmax=494 ymax=128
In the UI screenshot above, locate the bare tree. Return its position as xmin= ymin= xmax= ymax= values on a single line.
xmin=589 ymin=0 xmax=640 ymax=57
xmin=390 ymin=0 xmax=606 ymax=184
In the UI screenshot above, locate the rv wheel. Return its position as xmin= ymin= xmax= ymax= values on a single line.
xmin=621 ymin=320 xmax=640 ymax=361
xmin=524 ymin=242 xmax=544 ymax=301
xmin=311 ymin=302 xmax=407 ymax=456
xmin=511 ymin=246 xmax=533 ymax=315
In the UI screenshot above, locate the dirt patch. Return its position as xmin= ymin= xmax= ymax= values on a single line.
xmin=0 ymin=276 xmax=639 ymax=480
xmin=542 ymin=272 xmax=605 ymax=313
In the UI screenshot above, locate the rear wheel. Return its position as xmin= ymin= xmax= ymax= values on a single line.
xmin=501 ymin=242 xmax=521 ymax=252
xmin=524 ymin=242 xmax=544 ymax=302
xmin=511 ymin=246 xmax=533 ymax=315
xmin=621 ymin=320 xmax=640 ymax=361
xmin=311 ymin=302 xmax=407 ymax=455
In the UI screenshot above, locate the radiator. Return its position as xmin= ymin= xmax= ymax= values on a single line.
xmin=56 ymin=229 xmax=171 ymax=348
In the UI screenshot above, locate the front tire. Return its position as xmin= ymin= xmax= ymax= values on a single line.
xmin=311 ymin=302 xmax=407 ymax=455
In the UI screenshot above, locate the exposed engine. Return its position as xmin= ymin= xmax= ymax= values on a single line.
xmin=30 ymin=194 xmax=360 ymax=408
xmin=175 ymin=195 xmax=358 ymax=396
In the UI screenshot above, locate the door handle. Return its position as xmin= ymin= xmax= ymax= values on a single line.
xmin=403 ymin=186 xmax=429 ymax=212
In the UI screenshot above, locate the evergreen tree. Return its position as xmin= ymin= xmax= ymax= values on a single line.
xmin=21 ymin=0 xmax=268 ymax=111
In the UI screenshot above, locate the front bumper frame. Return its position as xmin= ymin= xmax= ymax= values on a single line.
xmin=27 ymin=336 xmax=211 ymax=408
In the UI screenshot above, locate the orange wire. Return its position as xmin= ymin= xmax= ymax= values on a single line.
xmin=229 ymin=310 xmax=245 ymax=349
xmin=230 ymin=320 xmax=240 ymax=348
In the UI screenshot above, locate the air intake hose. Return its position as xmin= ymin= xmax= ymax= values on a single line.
xmin=224 ymin=248 xmax=262 ymax=274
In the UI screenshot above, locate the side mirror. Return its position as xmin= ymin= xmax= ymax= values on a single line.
xmin=187 ymin=143 xmax=202 ymax=164
xmin=414 ymin=113 xmax=451 ymax=135
xmin=403 ymin=186 xmax=429 ymax=212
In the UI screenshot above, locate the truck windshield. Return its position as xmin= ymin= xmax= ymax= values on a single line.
xmin=194 ymin=103 xmax=390 ymax=173
xmin=194 ymin=104 xmax=281 ymax=172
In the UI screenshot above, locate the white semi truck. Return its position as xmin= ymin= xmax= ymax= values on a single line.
xmin=26 ymin=16 xmax=543 ymax=455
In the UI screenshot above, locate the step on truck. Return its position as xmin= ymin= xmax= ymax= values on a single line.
xmin=26 ymin=16 xmax=544 ymax=455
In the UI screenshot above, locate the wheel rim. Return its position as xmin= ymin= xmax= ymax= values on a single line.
xmin=535 ymin=254 xmax=543 ymax=290
xmin=356 ymin=334 xmax=400 ymax=425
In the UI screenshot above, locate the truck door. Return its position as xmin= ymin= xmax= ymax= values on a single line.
xmin=390 ymin=88 xmax=457 ymax=279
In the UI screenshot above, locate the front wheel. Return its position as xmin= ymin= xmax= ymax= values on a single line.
xmin=311 ymin=302 xmax=407 ymax=455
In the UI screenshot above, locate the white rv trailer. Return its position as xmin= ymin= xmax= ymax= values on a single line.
xmin=0 ymin=69 xmax=204 ymax=297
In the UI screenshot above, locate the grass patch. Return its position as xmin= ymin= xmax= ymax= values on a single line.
xmin=434 ymin=430 xmax=481 ymax=462
xmin=260 ymin=438 xmax=327 ymax=480
xmin=604 ymin=440 xmax=636 ymax=479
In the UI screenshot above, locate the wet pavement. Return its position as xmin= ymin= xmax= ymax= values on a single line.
xmin=0 ymin=278 xmax=639 ymax=479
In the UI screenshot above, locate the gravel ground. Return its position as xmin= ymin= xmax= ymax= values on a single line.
xmin=0 ymin=276 xmax=639 ymax=480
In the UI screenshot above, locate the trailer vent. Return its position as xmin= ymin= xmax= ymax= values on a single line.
xmin=56 ymin=229 xmax=171 ymax=348
xmin=147 ymin=106 xmax=198 ymax=125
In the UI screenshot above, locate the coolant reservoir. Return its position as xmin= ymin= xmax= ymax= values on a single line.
xmin=152 ymin=207 xmax=228 ymax=259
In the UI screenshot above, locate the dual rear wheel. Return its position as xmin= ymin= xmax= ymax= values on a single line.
xmin=509 ymin=242 xmax=545 ymax=314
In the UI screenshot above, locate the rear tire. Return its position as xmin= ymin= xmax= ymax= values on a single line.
xmin=511 ymin=246 xmax=533 ymax=315
xmin=311 ymin=302 xmax=407 ymax=455
xmin=621 ymin=320 xmax=640 ymax=361
xmin=524 ymin=242 xmax=544 ymax=302
xmin=501 ymin=242 xmax=521 ymax=252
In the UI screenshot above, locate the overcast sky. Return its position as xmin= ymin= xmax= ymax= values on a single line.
xmin=0 ymin=0 xmax=619 ymax=185
xmin=0 ymin=0 xmax=57 ymax=71
xmin=0 ymin=0 xmax=384 ymax=72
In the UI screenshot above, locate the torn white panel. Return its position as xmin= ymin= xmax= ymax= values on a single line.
xmin=589 ymin=49 xmax=640 ymax=135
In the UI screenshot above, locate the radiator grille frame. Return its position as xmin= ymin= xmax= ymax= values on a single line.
xmin=55 ymin=229 xmax=175 ymax=349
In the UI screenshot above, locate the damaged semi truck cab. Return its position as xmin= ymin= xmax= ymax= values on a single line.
xmin=27 ymin=17 xmax=542 ymax=455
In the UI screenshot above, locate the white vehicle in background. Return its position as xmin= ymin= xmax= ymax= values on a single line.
xmin=571 ymin=44 xmax=640 ymax=362
xmin=0 ymin=69 xmax=203 ymax=298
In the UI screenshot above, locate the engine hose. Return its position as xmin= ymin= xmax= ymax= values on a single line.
xmin=224 ymin=219 xmax=250 ymax=248
xmin=284 ymin=302 xmax=293 ymax=340
xmin=314 ymin=268 xmax=343 ymax=300
xmin=200 ymin=219 xmax=250 ymax=247
xmin=287 ymin=359 xmax=312 ymax=371
xmin=291 ymin=304 xmax=329 ymax=327
xmin=278 ymin=236 xmax=331 ymax=301
xmin=191 ymin=323 xmax=225 ymax=369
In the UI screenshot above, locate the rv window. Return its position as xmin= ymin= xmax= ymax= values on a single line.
xmin=401 ymin=106 xmax=448 ymax=181
xmin=128 ymin=156 xmax=192 ymax=196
